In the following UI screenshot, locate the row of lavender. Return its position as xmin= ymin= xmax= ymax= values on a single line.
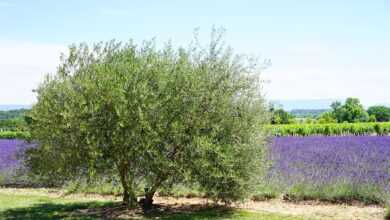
xmin=268 ymin=136 xmax=390 ymax=194
xmin=1 ymin=136 xmax=389 ymax=199
xmin=0 ymin=139 xmax=30 ymax=184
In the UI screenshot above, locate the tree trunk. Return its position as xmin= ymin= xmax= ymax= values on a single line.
xmin=122 ymin=185 xmax=130 ymax=205
xmin=122 ymin=185 xmax=137 ymax=207
xmin=141 ymin=176 xmax=166 ymax=210
xmin=118 ymin=163 xmax=137 ymax=207
xmin=142 ymin=189 xmax=155 ymax=210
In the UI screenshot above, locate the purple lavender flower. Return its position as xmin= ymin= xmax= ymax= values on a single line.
xmin=0 ymin=139 xmax=30 ymax=179
xmin=269 ymin=136 xmax=390 ymax=192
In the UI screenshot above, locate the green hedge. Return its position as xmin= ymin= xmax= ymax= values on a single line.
xmin=268 ymin=122 xmax=390 ymax=136
xmin=0 ymin=118 xmax=27 ymax=132
xmin=2 ymin=122 xmax=390 ymax=139
xmin=0 ymin=131 xmax=30 ymax=139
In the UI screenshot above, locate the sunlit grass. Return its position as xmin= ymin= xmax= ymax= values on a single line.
xmin=0 ymin=190 xmax=303 ymax=220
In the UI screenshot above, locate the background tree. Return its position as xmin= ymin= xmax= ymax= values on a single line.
xmin=0 ymin=109 xmax=29 ymax=131
xmin=0 ymin=109 xmax=29 ymax=120
xmin=317 ymin=111 xmax=337 ymax=124
xmin=270 ymin=107 xmax=295 ymax=124
xmin=330 ymin=98 xmax=369 ymax=123
xmin=367 ymin=106 xmax=390 ymax=122
xmin=26 ymin=29 xmax=269 ymax=208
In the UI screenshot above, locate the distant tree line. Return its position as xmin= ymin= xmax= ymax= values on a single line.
xmin=2 ymin=97 xmax=389 ymax=130
xmin=289 ymin=109 xmax=329 ymax=118
xmin=0 ymin=109 xmax=29 ymax=120
xmin=367 ymin=105 xmax=390 ymax=122
xmin=0 ymin=109 xmax=29 ymax=131
xmin=270 ymin=98 xmax=390 ymax=124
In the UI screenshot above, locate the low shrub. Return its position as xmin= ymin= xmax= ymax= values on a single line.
xmin=251 ymin=182 xmax=280 ymax=201
xmin=64 ymin=178 xmax=123 ymax=196
xmin=157 ymin=184 xmax=204 ymax=198
xmin=283 ymin=183 xmax=385 ymax=205
xmin=251 ymin=193 xmax=277 ymax=201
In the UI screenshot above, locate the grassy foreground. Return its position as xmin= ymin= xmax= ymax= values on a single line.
xmin=0 ymin=189 xmax=302 ymax=220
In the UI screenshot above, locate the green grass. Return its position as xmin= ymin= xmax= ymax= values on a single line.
xmin=64 ymin=180 xmax=206 ymax=199
xmin=251 ymin=182 xmax=280 ymax=201
xmin=153 ymin=209 xmax=303 ymax=220
xmin=385 ymin=205 xmax=390 ymax=220
xmin=64 ymin=179 xmax=123 ymax=196
xmin=0 ymin=192 xmax=115 ymax=219
xmin=0 ymin=191 xmax=303 ymax=220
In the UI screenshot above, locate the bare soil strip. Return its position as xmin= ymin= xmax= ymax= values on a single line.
xmin=154 ymin=196 xmax=385 ymax=220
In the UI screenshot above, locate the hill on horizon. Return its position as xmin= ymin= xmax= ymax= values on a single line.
xmin=0 ymin=105 xmax=31 ymax=111
xmin=270 ymin=99 xmax=336 ymax=111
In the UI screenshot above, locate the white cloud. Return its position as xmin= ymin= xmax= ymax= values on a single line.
xmin=0 ymin=42 xmax=66 ymax=105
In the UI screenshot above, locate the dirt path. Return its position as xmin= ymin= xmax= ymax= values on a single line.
xmin=241 ymin=200 xmax=384 ymax=220
xmin=1 ymin=188 xmax=386 ymax=220
xmin=154 ymin=197 xmax=385 ymax=220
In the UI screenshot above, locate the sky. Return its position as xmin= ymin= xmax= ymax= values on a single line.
xmin=0 ymin=0 xmax=389 ymax=106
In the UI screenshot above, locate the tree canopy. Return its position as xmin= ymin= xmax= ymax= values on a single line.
xmin=317 ymin=111 xmax=337 ymax=124
xmin=270 ymin=107 xmax=295 ymax=124
xmin=0 ymin=109 xmax=29 ymax=132
xmin=330 ymin=98 xmax=369 ymax=123
xmin=367 ymin=106 xmax=390 ymax=122
xmin=26 ymin=30 xmax=269 ymax=208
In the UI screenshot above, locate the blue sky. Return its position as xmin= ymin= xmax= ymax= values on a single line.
xmin=1 ymin=0 xmax=389 ymax=106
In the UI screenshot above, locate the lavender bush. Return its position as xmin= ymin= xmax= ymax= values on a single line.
xmin=267 ymin=136 xmax=390 ymax=203
xmin=0 ymin=139 xmax=31 ymax=185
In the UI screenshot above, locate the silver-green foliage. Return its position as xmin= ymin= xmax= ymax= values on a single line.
xmin=26 ymin=29 xmax=269 ymax=207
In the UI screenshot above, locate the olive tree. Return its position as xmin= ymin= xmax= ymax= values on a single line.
xmin=26 ymin=29 xmax=269 ymax=208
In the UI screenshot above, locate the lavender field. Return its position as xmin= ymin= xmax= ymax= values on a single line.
xmin=266 ymin=136 xmax=390 ymax=204
xmin=269 ymin=136 xmax=390 ymax=188
xmin=0 ymin=139 xmax=30 ymax=184
xmin=1 ymin=136 xmax=389 ymax=202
